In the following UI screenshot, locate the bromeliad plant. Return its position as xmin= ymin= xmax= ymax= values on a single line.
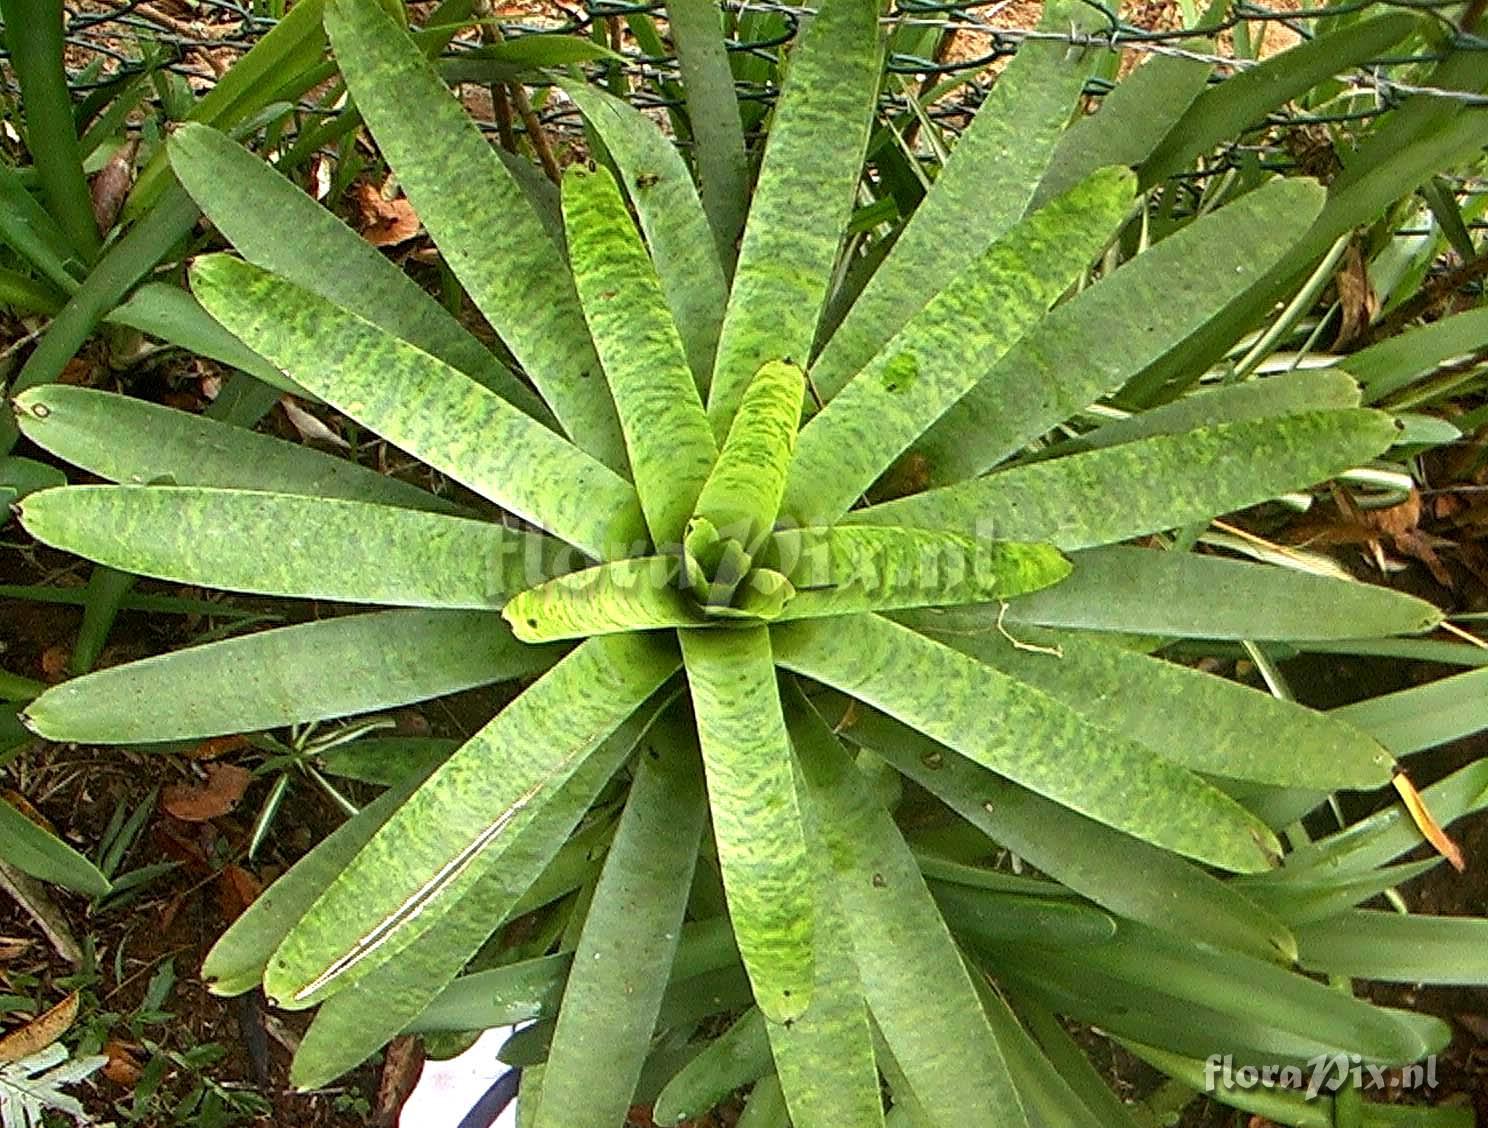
xmin=8 ymin=0 xmax=1487 ymax=1124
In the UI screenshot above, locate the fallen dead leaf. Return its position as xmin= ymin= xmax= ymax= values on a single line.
xmin=1333 ymin=242 xmax=1380 ymax=350
xmin=279 ymin=397 xmax=349 ymax=449
xmin=0 ymin=991 xmax=79 ymax=1063
xmin=40 ymin=645 xmax=70 ymax=681
xmin=90 ymin=139 xmax=139 ymax=235
xmin=103 ymin=1039 xmax=144 ymax=1087
xmin=0 ymin=938 xmax=30 ymax=963
xmin=217 ymin=864 xmax=263 ymax=922
xmin=374 ymin=1036 xmax=425 ymax=1128
xmin=353 ymin=181 xmax=421 ymax=248
xmin=188 ymin=735 xmax=250 ymax=762
xmin=1 ymin=790 xmax=56 ymax=837
xmin=0 ymin=861 xmax=82 ymax=964
xmin=162 ymin=763 xmax=253 ymax=823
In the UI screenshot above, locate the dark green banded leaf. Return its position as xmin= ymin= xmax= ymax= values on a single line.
xmin=561 ymin=81 xmax=728 ymax=385
xmin=323 ymin=0 xmax=627 ymax=467
xmin=190 ymin=255 xmax=647 ymax=559
xmin=811 ymin=0 xmax=1102 ymax=400
xmin=900 ymin=613 xmax=1395 ymax=789
xmin=11 ymin=386 xmax=456 ymax=513
xmin=562 ymin=164 xmax=717 ymax=546
xmin=912 ymin=179 xmax=1328 ymax=486
xmin=786 ymin=167 xmax=1135 ymax=523
xmin=695 ymin=359 xmax=804 ymax=547
xmin=1003 ymin=547 xmax=1441 ymax=640
xmin=706 ymin=0 xmax=881 ymax=433
xmin=840 ymin=697 xmax=1297 ymax=962
xmin=763 ymin=527 xmax=1070 ymax=621
xmin=787 ymin=691 xmax=1029 ymax=1128
xmin=852 ymin=410 xmax=1400 ymax=550
xmin=1294 ymin=911 xmax=1488 ymax=985
xmin=775 ymin=614 xmax=1281 ymax=872
xmin=535 ymin=716 xmax=706 ymax=1128
xmin=24 ymin=610 xmax=554 ymax=744
xmin=0 ymin=798 xmax=111 ymax=898
xmin=680 ymin=627 xmax=814 ymax=1022
xmin=167 ymin=124 xmax=546 ymax=418
xmin=19 ymin=487 xmax=563 ymax=609
xmin=505 ymin=556 xmax=701 ymax=642
xmin=265 ymin=633 xmax=679 ymax=1008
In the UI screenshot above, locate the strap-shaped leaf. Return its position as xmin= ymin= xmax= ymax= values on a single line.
xmin=265 ymin=633 xmax=679 ymax=1008
xmin=706 ymin=0 xmax=881 ymax=434
xmin=786 ymin=691 xmax=1029 ymax=1128
xmin=168 ymin=123 xmax=546 ymax=419
xmin=775 ymin=614 xmax=1280 ymax=872
xmin=1343 ymin=306 xmax=1488 ymax=403
xmin=911 ymin=178 xmax=1328 ymax=487
xmin=850 ymin=410 xmax=1400 ymax=550
xmin=12 ymin=385 xmax=455 ymax=513
xmin=785 ymin=167 xmax=1134 ymax=523
xmin=763 ymin=527 xmax=1070 ymax=621
xmin=560 ymin=81 xmax=728 ymax=386
xmin=19 ymin=487 xmax=563 ymax=609
xmin=680 ymin=627 xmax=814 ymax=1022
xmin=1294 ymin=911 xmax=1488 ymax=985
xmin=0 ymin=798 xmax=111 ymax=898
xmin=827 ymin=694 xmax=1297 ymax=962
xmin=971 ymin=978 xmax=1106 ymax=1128
xmin=562 ymin=165 xmax=717 ymax=546
xmin=900 ymin=613 xmax=1395 ymax=789
xmin=654 ymin=1009 xmax=771 ymax=1125
xmin=190 ymin=255 xmax=647 ymax=560
xmin=1003 ymin=546 xmax=1441 ymax=639
xmin=534 ymin=712 xmax=706 ymax=1128
xmin=665 ymin=0 xmax=749 ymax=267
xmin=810 ymin=0 xmax=1101 ymax=400
xmin=24 ymin=610 xmax=555 ymax=744
xmin=323 ymin=0 xmax=626 ymax=468
xmin=695 ymin=359 xmax=804 ymax=545
xmin=1332 ymin=664 xmax=1488 ymax=757
xmin=505 ymin=556 xmax=702 ymax=642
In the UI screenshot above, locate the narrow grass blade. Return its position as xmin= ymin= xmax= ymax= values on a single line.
xmin=324 ymin=0 xmax=626 ymax=467
xmin=787 ymin=691 xmax=1029 ymax=1128
xmin=900 ymin=613 xmax=1395 ymax=788
xmin=852 ymin=410 xmax=1401 ymax=550
xmin=762 ymin=527 xmax=1070 ymax=621
xmin=0 ymin=798 xmax=110 ymax=898
xmin=811 ymin=0 xmax=1101 ymax=399
xmin=19 ymin=487 xmax=562 ymax=609
xmin=912 ymin=178 xmax=1327 ymax=485
xmin=1003 ymin=546 xmax=1441 ymax=639
xmin=775 ymin=614 xmax=1280 ymax=872
xmin=168 ymin=124 xmax=544 ymax=418
xmin=680 ymin=627 xmax=814 ymax=1022
xmin=265 ymin=634 xmax=678 ymax=1007
xmin=562 ymin=165 xmax=717 ymax=546
xmin=190 ymin=255 xmax=646 ymax=559
xmin=838 ymin=697 xmax=1297 ymax=962
xmin=665 ymin=0 xmax=749 ymax=268
xmin=504 ymin=557 xmax=701 ymax=642
xmin=534 ymin=714 xmax=706 ymax=1128
xmin=561 ymin=81 xmax=728 ymax=384
xmin=12 ymin=386 xmax=456 ymax=513
xmin=786 ymin=168 xmax=1134 ymax=523
xmin=23 ymin=610 xmax=557 ymax=744
xmin=706 ymin=0 xmax=881 ymax=433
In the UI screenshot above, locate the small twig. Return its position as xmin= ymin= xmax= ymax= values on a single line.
xmin=996 ymin=602 xmax=1063 ymax=658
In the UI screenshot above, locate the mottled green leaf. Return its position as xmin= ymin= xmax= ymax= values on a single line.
xmin=24 ymin=610 xmax=553 ymax=744
xmin=854 ymin=410 xmax=1400 ymax=549
xmin=900 ymin=613 xmax=1395 ymax=788
xmin=505 ymin=556 xmax=701 ymax=642
xmin=811 ymin=0 xmax=1103 ymax=399
xmin=168 ymin=124 xmax=545 ymax=417
xmin=785 ymin=167 xmax=1135 ymax=523
xmin=190 ymin=255 xmax=646 ymax=559
xmin=787 ymin=691 xmax=1028 ymax=1128
xmin=11 ymin=385 xmax=457 ymax=513
xmin=775 ymin=614 xmax=1280 ymax=872
xmin=680 ymin=627 xmax=814 ymax=1022
xmin=265 ymin=633 xmax=678 ymax=1008
xmin=19 ymin=487 xmax=563 ymax=609
xmin=563 ymin=165 xmax=716 ymax=546
xmin=323 ymin=0 xmax=626 ymax=466
xmin=535 ymin=714 xmax=706 ymax=1128
xmin=706 ymin=0 xmax=881 ymax=433
xmin=912 ymin=179 xmax=1328 ymax=486
xmin=1004 ymin=546 xmax=1441 ymax=639
xmin=561 ymin=81 xmax=728 ymax=385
